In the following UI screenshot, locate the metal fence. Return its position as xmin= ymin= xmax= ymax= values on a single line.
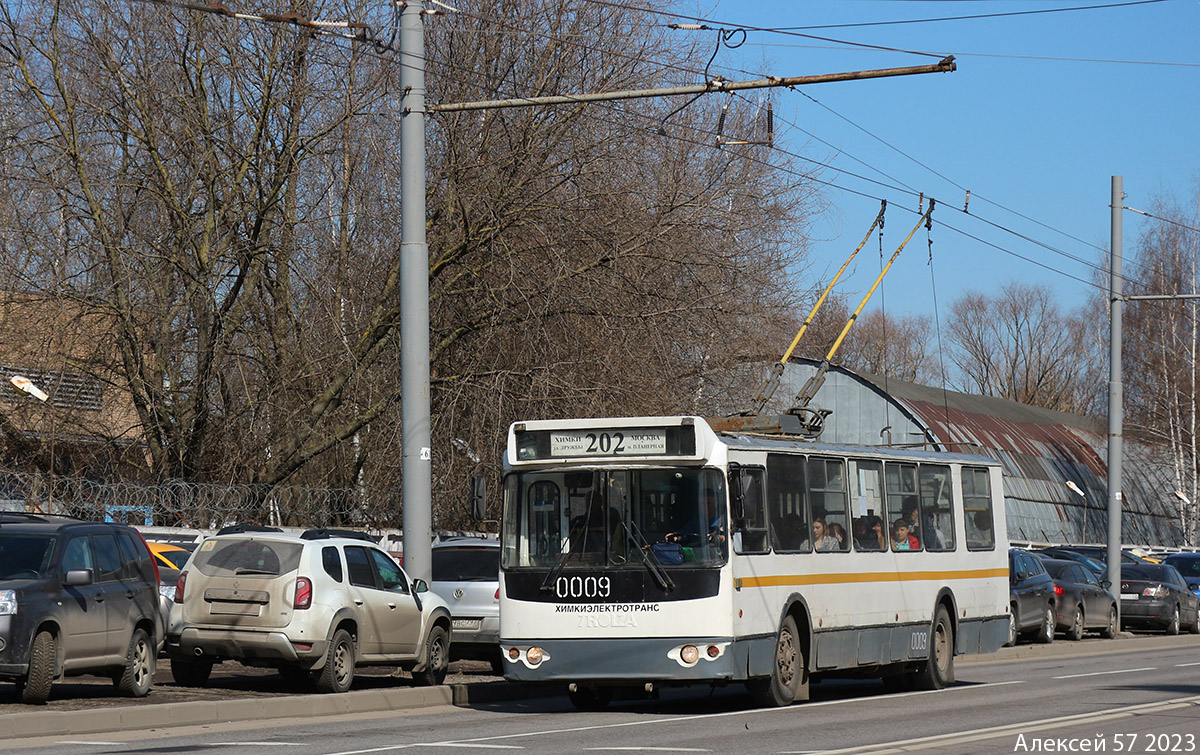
xmin=0 ymin=471 xmax=391 ymax=529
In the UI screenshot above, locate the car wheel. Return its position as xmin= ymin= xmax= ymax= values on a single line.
xmin=315 ymin=628 xmax=355 ymax=694
xmin=1100 ymin=604 xmax=1118 ymax=639
xmin=747 ymin=615 xmax=806 ymax=707
xmin=1166 ymin=605 xmax=1180 ymax=636
xmin=413 ymin=625 xmax=449 ymax=687
xmin=115 ymin=628 xmax=154 ymax=697
xmin=1067 ymin=606 xmax=1084 ymax=642
xmin=567 ymin=685 xmax=613 ymax=711
xmin=19 ymin=630 xmax=56 ymax=705
xmin=170 ymin=657 xmax=214 ymax=687
xmin=913 ymin=606 xmax=954 ymax=690
xmin=1005 ymin=609 xmax=1018 ymax=647
xmin=1037 ymin=604 xmax=1055 ymax=644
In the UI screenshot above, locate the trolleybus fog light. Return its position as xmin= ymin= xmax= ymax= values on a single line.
xmin=706 ymin=645 xmax=720 ymax=659
xmin=507 ymin=647 xmax=520 ymax=660
xmin=526 ymin=646 xmax=545 ymax=665
xmin=680 ymin=644 xmax=699 ymax=665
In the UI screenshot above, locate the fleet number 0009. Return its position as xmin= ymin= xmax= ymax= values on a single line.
xmin=555 ymin=575 xmax=611 ymax=599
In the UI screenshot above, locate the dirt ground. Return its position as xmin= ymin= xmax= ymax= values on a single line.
xmin=0 ymin=659 xmax=501 ymax=713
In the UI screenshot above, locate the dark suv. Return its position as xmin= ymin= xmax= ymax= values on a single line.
xmin=1008 ymin=548 xmax=1057 ymax=645
xmin=0 ymin=513 xmax=164 ymax=703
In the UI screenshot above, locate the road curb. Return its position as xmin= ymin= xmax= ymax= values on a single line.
xmin=0 ymin=681 xmax=560 ymax=740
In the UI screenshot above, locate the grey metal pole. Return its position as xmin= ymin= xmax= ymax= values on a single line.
xmin=1107 ymin=176 xmax=1123 ymax=614
xmin=400 ymin=1 xmax=433 ymax=583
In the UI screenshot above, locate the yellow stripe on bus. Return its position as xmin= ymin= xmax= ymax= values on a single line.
xmin=736 ymin=568 xmax=1009 ymax=589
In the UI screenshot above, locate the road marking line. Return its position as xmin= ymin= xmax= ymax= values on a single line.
xmin=422 ymin=745 xmax=524 ymax=749
xmin=583 ymin=744 xmax=705 ymax=748
xmin=1052 ymin=666 xmax=1155 ymax=679
xmin=204 ymin=744 xmax=304 ymax=747
xmin=814 ymin=695 xmax=1200 ymax=754
xmin=1176 ymin=661 xmax=1200 ymax=667
xmin=58 ymin=742 xmax=126 ymax=746
xmin=321 ymin=679 xmax=1033 ymax=755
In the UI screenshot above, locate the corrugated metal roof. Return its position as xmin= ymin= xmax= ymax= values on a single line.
xmin=767 ymin=358 xmax=1186 ymax=547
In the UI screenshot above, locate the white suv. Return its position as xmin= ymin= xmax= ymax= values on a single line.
xmin=166 ymin=526 xmax=452 ymax=693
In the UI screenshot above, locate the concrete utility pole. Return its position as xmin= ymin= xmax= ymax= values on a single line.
xmin=397 ymin=13 xmax=956 ymax=581
xmin=399 ymin=0 xmax=433 ymax=582
xmin=1107 ymin=175 xmax=1123 ymax=607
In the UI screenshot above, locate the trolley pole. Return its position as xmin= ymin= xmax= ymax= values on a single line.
xmin=1107 ymin=175 xmax=1123 ymax=611
xmin=400 ymin=1 xmax=433 ymax=583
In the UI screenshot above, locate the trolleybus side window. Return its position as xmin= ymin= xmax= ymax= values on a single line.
xmin=885 ymin=462 xmax=922 ymax=552
xmin=963 ymin=467 xmax=996 ymax=551
xmin=806 ymin=456 xmax=849 ymax=552
xmin=849 ymin=459 xmax=885 ymax=551
xmin=766 ymin=453 xmax=808 ymax=553
xmin=918 ymin=464 xmax=955 ymax=552
xmin=730 ymin=466 xmax=769 ymax=554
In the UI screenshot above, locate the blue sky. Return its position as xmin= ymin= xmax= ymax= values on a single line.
xmin=689 ymin=0 xmax=1200 ymax=320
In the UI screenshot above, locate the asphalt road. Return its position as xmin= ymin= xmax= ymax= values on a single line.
xmin=4 ymin=634 xmax=1198 ymax=754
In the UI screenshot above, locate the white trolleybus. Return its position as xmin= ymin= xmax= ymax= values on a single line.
xmin=499 ymin=415 xmax=1010 ymax=709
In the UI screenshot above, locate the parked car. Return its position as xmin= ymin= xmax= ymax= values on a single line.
xmin=430 ymin=537 xmax=501 ymax=673
xmin=147 ymin=541 xmax=193 ymax=571
xmin=1008 ymin=548 xmax=1057 ymax=645
xmin=1161 ymin=554 xmax=1200 ymax=598
xmin=1119 ymin=563 xmax=1200 ymax=634
xmin=1040 ymin=558 xmax=1118 ymax=640
xmin=166 ymin=526 xmax=453 ymax=693
xmin=0 ymin=512 xmax=164 ymax=704
xmin=1046 ymin=545 xmax=1151 ymax=566
xmin=1032 ymin=547 xmax=1107 ymax=577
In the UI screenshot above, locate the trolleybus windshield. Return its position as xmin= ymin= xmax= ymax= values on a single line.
xmin=502 ymin=467 xmax=727 ymax=569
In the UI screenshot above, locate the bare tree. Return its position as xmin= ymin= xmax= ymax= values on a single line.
xmin=946 ymin=282 xmax=1101 ymax=413
xmin=1123 ymin=185 xmax=1200 ymax=544
xmin=0 ymin=0 xmax=817 ymax=526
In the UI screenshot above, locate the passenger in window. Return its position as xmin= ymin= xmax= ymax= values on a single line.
xmin=802 ymin=517 xmax=840 ymax=552
xmin=854 ymin=516 xmax=885 ymax=551
xmin=906 ymin=502 xmax=947 ymax=550
xmin=891 ymin=519 xmax=919 ymax=551
xmin=828 ymin=522 xmax=848 ymax=551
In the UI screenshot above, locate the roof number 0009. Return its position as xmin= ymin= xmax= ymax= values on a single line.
xmin=556 ymin=575 xmax=611 ymax=599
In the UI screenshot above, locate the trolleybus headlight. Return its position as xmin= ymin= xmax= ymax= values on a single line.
xmin=706 ymin=645 xmax=720 ymax=659
xmin=526 ymin=646 xmax=544 ymax=665
xmin=680 ymin=644 xmax=699 ymax=665
xmin=508 ymin=647 xmax=520 ymax=661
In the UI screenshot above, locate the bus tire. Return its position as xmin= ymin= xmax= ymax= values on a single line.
xmin=913 ymin=606 xmax=954 ymax=691
xmin=748 ymin=615 xmax=807 ymax=707
xmin=567 ymin=685 xmax=612 ymax=711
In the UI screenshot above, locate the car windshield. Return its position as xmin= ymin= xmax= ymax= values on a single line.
xmin=502 ymin=467 xmax=727 ymax=569
xmin=1165 ymin=557 xmax=1200 ymax=578
xmin=191 ymin=538 xmax=303 ymax=577
xmin=1121 ymin=565 xmax=1163 ymax=582
xmin=0 ymin=534 xmax=54 ymax=579
xmin=1043 ymin=561 xmax=1073 ymax=579
xmin=432 ymin=546 xmax=499 ymax=582
xmin=159 ymin=549 xmax=191 ymax=569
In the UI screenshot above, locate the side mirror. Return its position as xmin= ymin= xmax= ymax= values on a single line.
xmin=1101 ymin=579 xmax=1112 ymax=589
xmin=413 ymin=578 xmax=429 ymax=594
xmin=65 ymin=568 xmax=93 ymax=586
xmin=471 ymin=476 xmax=486 ymax=522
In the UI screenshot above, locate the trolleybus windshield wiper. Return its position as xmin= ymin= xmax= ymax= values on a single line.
xmin=540 ymin=514 xmax=590 ymax=591
xmin=621 ymin=518 xmax=675 ymax=592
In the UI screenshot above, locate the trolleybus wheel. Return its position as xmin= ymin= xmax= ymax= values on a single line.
xmin=748 ymin=615 xmax=807 ymax=707
xmin=913 ymin=605 xmax=954 ymax=691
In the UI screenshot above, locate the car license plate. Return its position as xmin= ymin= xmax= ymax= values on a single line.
xmin=1120 ymin=593 xmax=1139 ymax=601
xmin=452 ymin=618 xmax=482 ymax=630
